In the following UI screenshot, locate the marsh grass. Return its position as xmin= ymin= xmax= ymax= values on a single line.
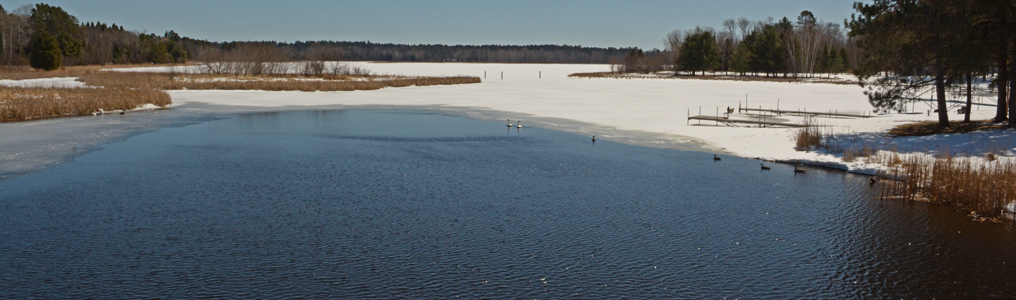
xmin=1 ymin=87 xmax=170 ymax=122
xmin=793 ymin=116 xmax=823 ymax=151
xmin=866 ymin=146 xmax=1016 ymax=219
xmin=79 ymin=72 xmax=481 ymax=92
xmin=3 ymin=67 xmax=480 ymax=122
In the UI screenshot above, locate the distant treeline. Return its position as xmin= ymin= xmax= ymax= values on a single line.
xmin=615 ymin=11 xmax=858 ymax=77
xmin=0 ymin=3 xmax=630 ymax=70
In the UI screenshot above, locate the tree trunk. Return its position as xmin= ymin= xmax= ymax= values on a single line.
xmin=1011 ymin=36 xmax=1016 ymax=128
xmin=997 ymin=52 xmax=1009 ymax=122
xmin=965 ymin=72 xmax=972 ymax=122
xmin=935 ymin=70 xmax=950 ymax=128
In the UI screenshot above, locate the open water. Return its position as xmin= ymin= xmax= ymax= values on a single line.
xmin=2 ymin=110 xmax=1015 ymax=298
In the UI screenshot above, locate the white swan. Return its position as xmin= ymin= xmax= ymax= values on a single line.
xmin=507 ymin=119 xmax=512 ymax=127
xmin=516 ymin=121 xmax=522 ymax=128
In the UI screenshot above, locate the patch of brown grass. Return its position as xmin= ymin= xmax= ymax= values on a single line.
xmin=1 ymin=87 xmax=170 ymax=122
xmin=79 ymin=72 xmax=481 ymax=92
xmin=2 ymin=67 xmax=480 ymax=123
xmin=793 ymin=117 xmax=823 ymax=151
xmin=0 ymin=65 xmax=107 ymax=80
xmin=874 ymin=150 xmax=1016 ymax=219
xmin=888 ymin=120 xmax=1006 ymax=137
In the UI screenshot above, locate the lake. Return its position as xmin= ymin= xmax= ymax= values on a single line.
xmin=2 ymin=110 xmax=1014 ymax=298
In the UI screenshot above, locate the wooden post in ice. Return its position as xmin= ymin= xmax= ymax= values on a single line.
xmin=484 ymin=71 xmax=486 ymax=79
xmin=501 ymin=72 xmax=503 ymax=79
xmin=699 ymin=106 xmax=702 ymax=125
xmin=715 ymin=107 xmax=719 ymax=126
xmin=687 ymin=109 xmax=690 ymax=125
xmin=539 ymin=71 xmax=541 ymax=78
xmin=777 ymin=99 xmax=780 ymax=111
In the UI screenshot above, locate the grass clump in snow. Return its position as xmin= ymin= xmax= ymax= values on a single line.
xmin=793 ymin=116 xmax=823 ymax=151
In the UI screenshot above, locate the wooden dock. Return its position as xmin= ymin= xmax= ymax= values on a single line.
xmin=737 ymin=107 xmax=874 ymax=118
xmin=687 ymin=115 xmax=808 ymax=127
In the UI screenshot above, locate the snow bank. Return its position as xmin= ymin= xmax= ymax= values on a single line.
xmin=111 ymin=62 xmax=1014 ymax=173
xmin=0 ymin=77 xmax=86 ymax=88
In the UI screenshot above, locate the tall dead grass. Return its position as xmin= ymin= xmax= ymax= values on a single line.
xmin=793 ymin=116 xmax=823 ymax=151
xmin=2 ymin=66 xmax=479 ymax=123
xmin=870 ymin=148 xmax=1016 ymax=218
xmin=1 ymin=87 xmax=170 ymax=122
xmin=0 ymin=65 xmax=105 ymax=80
xmin=79 ymin=72 xmax=481 ymax=92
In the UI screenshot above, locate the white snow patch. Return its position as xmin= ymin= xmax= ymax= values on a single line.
xmin=0 ymin=77 xmax=85 ymax=88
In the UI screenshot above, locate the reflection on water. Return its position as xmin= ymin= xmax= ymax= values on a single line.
xmin=1 ymin=110 xmax=1014 ymax=298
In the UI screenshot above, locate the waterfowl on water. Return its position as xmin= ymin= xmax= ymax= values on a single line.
xmin=592 ymin=135 xmax=596 ymax=142
xmin=869 ymin=176 xmax=878 ymax=184
xmin=517 ymin=121 xmax=522 ymax=128
xmin=713 ymin=155 xmax=721 ymax=161
xmin=760 ymin=163 xmax=770 ymax=170
xmin=507 ymin=119 xmax=512 ymax=127
xmin=794 ymin=165 xmax=806 ymax=173
xmin=119 ymin=110 xmax=126 ymax=115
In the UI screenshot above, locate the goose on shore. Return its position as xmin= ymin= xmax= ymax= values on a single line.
xmin=517 ymin=121 xmax=522 ymax=128
xmin=794 ymin=165 xmax=806 ymax=173
xmin=713 ymin=155 xmax=721 ymax=161
xmin=760 ymin=163 xmax=770 ymax=170
xmin=507 ymin=119 xmax=512 ymax=127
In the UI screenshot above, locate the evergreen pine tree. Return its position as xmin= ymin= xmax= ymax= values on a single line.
xmin=29 ymin=32 xmax=63 ymax=70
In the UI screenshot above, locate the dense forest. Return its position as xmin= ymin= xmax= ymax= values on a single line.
xmin=0 ymin=3 xmax=630 ymax=68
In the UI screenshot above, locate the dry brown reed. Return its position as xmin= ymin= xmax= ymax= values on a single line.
xmin=793 ymin=116 xmax=823 ymax=150
xmin=873 ymin=149 xmax=1016 ymax=218
xmin=79 ymin=72 xmax=481 ymax=92
xmin=3 ymin=67 xmax=479 ymax=123
xmin=1 ymin=87 xmax=170 ymax=122
xmin=0 ymin=65 xmax=106 ymax=80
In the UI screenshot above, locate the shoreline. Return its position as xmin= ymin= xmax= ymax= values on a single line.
xmin=4 ymin=63 xmax=1014 ymax=212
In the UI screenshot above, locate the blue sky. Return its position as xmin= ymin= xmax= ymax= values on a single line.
xmin=2 ymin=0 xmax=861 ymax=49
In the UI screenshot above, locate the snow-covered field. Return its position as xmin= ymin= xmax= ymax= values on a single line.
xmin=7 ymin=62 xmax=1016 ymax=175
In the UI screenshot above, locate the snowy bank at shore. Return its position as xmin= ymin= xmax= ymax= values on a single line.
xmin=155 ymin=62 xmax=1015 ymax=174
xmin=9 ymin=62 xmax=1015 ymax=175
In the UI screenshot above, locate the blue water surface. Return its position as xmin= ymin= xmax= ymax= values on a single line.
xmin=2 ymin=110 xmax=1014 ymax=299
